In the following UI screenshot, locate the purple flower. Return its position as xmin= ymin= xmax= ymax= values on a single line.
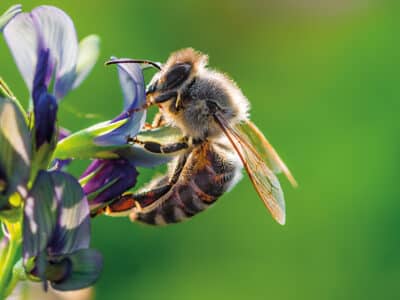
xmin=0 ymin=97 xmax=102 ymax=291
xmin=56 ymin=59 xmax=147 ymax=158
xmin=24 ymin=171 xmax=102 ymax=290
xmin=67 ymin=62 xmax=144 ymax=210
xmin=77 ymin=62 xmax=172 ymax=210
xmin=81 ymin=159 xmax=138 ymax=212
xmin=55 ymin=60 xmax=174 ymax=210
xmin=0 ymin=5 xmax=103 ymax=291
xmin=2 ymin=5 xmax=100 ymax=149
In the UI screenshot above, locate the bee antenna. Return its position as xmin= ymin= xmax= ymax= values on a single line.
xmin=105 ymin=59 xmax=162 ymax=70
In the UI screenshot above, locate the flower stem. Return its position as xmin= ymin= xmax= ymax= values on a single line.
xmin=0 ymin=237 xmax=9 ymax=273
xmin=0 ymin=77 xmax=27 ymax=121
xmin=0 ymin=220 xmax=22 ymax=300
xmin=4 ymin=259 xmax=25 ymax=298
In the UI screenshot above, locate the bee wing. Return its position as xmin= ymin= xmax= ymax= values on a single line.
xmin=236 ymin=120 xmax=298 ymax=187
xmin=214 ymin=113 xmax=287 ymax=225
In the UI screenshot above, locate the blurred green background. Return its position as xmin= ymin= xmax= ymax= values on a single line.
xmin=1 ymin=0 xmax=399 ymax=299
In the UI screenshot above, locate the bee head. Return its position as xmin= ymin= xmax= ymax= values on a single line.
xmin=147 ymin=48 xmax=208 ymax=97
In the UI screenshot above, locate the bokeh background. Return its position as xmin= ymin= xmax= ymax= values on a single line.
xmin=1 ymin=0 xmax=399 ymax=299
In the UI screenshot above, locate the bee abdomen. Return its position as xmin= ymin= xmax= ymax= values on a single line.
xmin=135 ymin=170 xmax=235 ymax=226
xmin=134 ymin=144 xmax=239 ymax=226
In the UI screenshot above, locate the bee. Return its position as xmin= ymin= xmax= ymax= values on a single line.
xmin=104 ymin=48 xmax=297 ymax=225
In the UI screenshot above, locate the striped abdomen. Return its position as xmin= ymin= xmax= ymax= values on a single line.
xmin=134 ymin=142 xmax=241 ymax=225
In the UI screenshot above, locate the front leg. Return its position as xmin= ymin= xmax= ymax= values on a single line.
xmin=127 ymin=136 xmax=190 ymax=154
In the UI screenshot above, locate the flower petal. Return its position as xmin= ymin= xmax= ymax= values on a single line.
xmin=115 ymin=59 xmax=146 ymax=112
xmin=81 ymin=159 xmax=138 ymax=211
xmin=72 ymin=35 xmax=100 ymax=89
xmin=50 ymin=249 xmax=103 ymax=291
xmin=33 ymin=48 xmax=58 ymax=149
xmin=33 ymin=91 xmax=57 ymax=150
xmin=30 ymin=6 xmax=79 ymax=99
xmin=94 ymin=113 xmax=146 ymax=147
xmin=3 ymin=12 xmax=39 ymax=92
xmin=0 ymin=4 xmax=22 ymax=32
xmin=0 ymin=96 xmax=31 ymax=208
xmin=47 ymin=171 xmax=90 ymax=255
xmin=23 ymin=171 xmax=57 ymax=261
xmin=94 ymin=62 xmax=146 ymax=146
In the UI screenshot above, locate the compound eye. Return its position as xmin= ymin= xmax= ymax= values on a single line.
xmin=163 ymin=63 xmax=191 ymax=90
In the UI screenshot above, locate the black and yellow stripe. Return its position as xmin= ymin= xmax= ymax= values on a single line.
xmin=134 ymin=142 xmax=236 ymax=225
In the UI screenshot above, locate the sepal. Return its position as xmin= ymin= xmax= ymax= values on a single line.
xmin=54 ymin=119 xmax=129 ymax=160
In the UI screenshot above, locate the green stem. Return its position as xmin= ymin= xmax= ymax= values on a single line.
xmin=0 ymin=221 xmax=22 ymax=300
xmin=0 ymin=238 xmax=9 ymax=272
xmin=4 ymin=272 xmax=18 ymax=298
xmin=0 ymin=239 xmax=20 ymax=299
xmin=0 ymin=77 xmax=27 ymax=121
xmin=4 ymin=259 xmax=25 ymax=298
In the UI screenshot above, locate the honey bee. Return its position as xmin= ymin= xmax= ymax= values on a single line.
xmin=104 ymin=48 xmax=297 ymax=225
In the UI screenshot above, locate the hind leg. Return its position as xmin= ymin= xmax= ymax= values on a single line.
xmin=103 ymin=154 xmax=188 ymax=216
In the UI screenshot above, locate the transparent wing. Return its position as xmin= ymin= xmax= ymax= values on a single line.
xmin=236 ymin=120 xmax=298 ymax=187
xmin=214 ymin=114 xmax=287 ymax=225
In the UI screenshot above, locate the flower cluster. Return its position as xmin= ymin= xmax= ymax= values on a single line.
xmin=0 ymin=2 xmax=182 ymax=296
xmin=0 ymin=3 xmax=171 ymax=297
xmin=0 ymin=3 xmax=104 ymax=294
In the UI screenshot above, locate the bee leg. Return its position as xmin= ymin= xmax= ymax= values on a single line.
xmin=142 ymin=112 xmax=166 ymax=129
xmin=104 ymin=184 xmax=172 ymax=216
xmin=151 ymin=112 xmax=166 ymax=128
xmin=104 ymin=154 xmax=188 ymax=216
xmin=127 ymin=137 xmax=189 ymax=154
xmin=143 ymin=112 xmax=165 ymax=129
